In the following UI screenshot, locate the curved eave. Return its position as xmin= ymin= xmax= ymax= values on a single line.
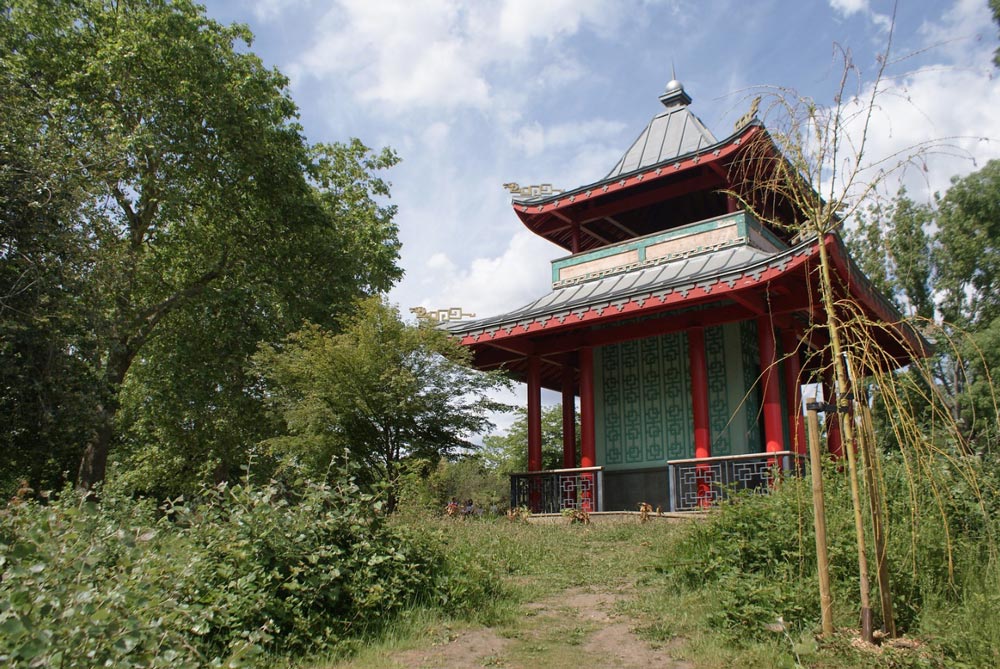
xmin=825 ymin=233 xmax=932 ymax=362
xmin=511 ymin=122 xmax=766 ymax=248
xmin=448 ymin=235 xmax=816 ymax=346
xmin=448 ymin=234 xmax=930 ymax=374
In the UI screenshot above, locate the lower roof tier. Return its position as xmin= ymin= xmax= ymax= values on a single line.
xmin=444 ymin=232 xmax=929 ymax=390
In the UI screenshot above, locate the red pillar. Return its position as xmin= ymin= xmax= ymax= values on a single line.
xmin=561 ymin=368 xmax=577 ymax=469
xmin=579 ymin=347 xmax=596 ymax=511
xmin=688 ymin=328 xmax=711 ymax=460
xmin=781 ymin=329 xmax=807 ymax=456
xmin=527 ymin=356 xmax=542 ymax=472
xmin=757 ymin=316 xmax=785 ymax=454
xmin=688 ymin=328 xmax=712 ymax=505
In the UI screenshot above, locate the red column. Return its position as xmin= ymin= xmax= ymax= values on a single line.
xmin=579 ymin=347 xmax=596 ymax=511
xmin=757 ymin=316 xmax=785 ymax=454
xmin=688 ymin=328 xmax=712 ymax=505
xmin=781 ymin=329 xmax=807 ymax=456
xmin=527 ymin=356 xmax=542 ymax=472
xmin=561 ymin=369 xmax=577 ymax=469
xmin=688 ymin=328 xmax=711 ymax=460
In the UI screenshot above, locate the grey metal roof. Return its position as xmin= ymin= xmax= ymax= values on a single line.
xmin=605 ymin=81 xmax=717 ymax=179
xmin=443 ymin=240 xmax=796 ymax=338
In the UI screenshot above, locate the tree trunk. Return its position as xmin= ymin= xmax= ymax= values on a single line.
xmin=77 ymin=346 xmax=132 ymax=490
xmin=77 ymin=406 xmax=113 ymax=491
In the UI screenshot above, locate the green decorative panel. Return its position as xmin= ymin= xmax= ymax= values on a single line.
xmin=640 ymin=336 xmax=666 ymax=461
xmin=620 ymin=340 xmax=644 ymax=464
xmin=599 ymin=344 xmax=624 ymax=465
xmin=740 ymin=320 xmax=763 ymax=453
xmin=662 ymin=332 xmax=693 ymax=460
xmin=594 ymin=321 xmax=769 ymax=470
xmin=705 ymin=325 xmax=732 ymax=456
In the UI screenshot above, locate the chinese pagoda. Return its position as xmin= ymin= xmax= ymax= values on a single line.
xmin=444 ymin=79 xmax=924 ymax=513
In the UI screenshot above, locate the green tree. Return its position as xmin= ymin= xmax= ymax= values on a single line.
xmin=254 ymin=297 xmax=511 ymax=510
xmin=935 ymin=160 xmax=1000 ymax=329
xmin=0 ymin=57 xmax=99 ymax=492
xmin=992 ymin=0 xmax=1000 ymax=68
xmin=847 ymin=188 xmax=933 ymax=320
xmin=480 ymin=404 xmax=578 ymax=473
xmin=1 ymin=1 xmax=402 ymax=492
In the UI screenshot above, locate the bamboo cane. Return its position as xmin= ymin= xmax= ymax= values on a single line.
xmin=805 ymin=396 xmax=835 ymax=637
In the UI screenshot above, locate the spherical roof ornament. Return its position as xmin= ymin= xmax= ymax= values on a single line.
xmin=659 ymin=65 xmax=692 ymax=108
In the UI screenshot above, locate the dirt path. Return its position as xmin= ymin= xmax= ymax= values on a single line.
xmin=344 ymin=580 xmax=693 ymax=669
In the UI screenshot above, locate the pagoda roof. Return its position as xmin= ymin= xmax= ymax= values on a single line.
xmin=444 ymin=232 xmax=929 ymax=384
xmin=605 ymin=82 xmax=718 ymax=179
xmin=444 ymin=237 xmax=803 ymax=342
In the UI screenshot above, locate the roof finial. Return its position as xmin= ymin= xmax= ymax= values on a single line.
xmin=660 ymin=62 xmax=691 ymax=108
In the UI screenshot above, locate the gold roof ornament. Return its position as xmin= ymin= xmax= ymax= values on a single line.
xmin=410 ymin=306 xmax=477 ymax=323
xmin=503 ymin=182 xmax=564 ymax=200
xmin=734 ymin=96 xmax=761 ymax=132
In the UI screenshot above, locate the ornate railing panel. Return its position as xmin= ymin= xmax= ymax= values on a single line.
xmin=509 ymin=467 xmax=604 ymax=513
xmin=667 ymin=451 xmax=805 ymax=512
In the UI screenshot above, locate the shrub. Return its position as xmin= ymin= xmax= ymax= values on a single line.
xmin=658 ymin=453 xmax=1000 ymax=664
xmin=0 ymin=474 xmax=463 ymax=667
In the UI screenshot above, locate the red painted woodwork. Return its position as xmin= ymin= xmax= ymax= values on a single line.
xmin=781 ymin=329 xmax=808 ymax=455
xmin=688 ymin=328 xmax=712 ymax=506
xmin=527 ymin=356 xmax=542 ymax=472
xmin=562 ymin=369 xmax=577 ymax=469
xmin=579 ymin=347 xmax=596 ymax=512
xmin=688 ymin=328 xmax=711 ymax=460
xmin=757 ymin=316 xmax=785 ymax=453
xmin=579 ymin=348 xmax=596 ymax=468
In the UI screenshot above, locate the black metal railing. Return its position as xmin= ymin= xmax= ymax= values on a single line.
xmin=509 ymin=466 xmax=604 ymax=513
xmin=667 ymin=451 xmax=805 ymax=512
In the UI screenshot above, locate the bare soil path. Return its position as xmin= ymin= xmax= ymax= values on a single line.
xmin=334 ymin=578 xmax=693 ymax=669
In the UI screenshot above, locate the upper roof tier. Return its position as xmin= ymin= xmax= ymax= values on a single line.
xmin=507 ymin=79 xmax=792 ymax=254
xmin=605 ymin=80 xmax=717 ymax=179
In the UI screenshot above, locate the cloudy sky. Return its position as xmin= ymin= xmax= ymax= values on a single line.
xmin=201 ymin=0 xmax=999 ymax=426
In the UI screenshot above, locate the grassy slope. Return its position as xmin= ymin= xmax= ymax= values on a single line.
xmin=308 ymin=516 xmax=931 ymax=669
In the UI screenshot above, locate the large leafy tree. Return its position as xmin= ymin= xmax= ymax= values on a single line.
xmin=0 ymin=48 xmax=100 ymax=492
xmin=1 ymin=0 xmax=401 ymax=492
xmin=848 ymin=163 xmax=1000 ymax=451
xmin=255 ymin=297 xmax=510 ymax=511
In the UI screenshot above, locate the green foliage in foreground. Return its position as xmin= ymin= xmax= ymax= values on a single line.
xmin=0 ymin=475 xmax=505 ymax=668
xmin=654 ymin=455 xmax=1000 ymax=667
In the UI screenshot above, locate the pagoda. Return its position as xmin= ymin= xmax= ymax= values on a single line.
xmin=444 ymin=79 xmax=924 ymax=513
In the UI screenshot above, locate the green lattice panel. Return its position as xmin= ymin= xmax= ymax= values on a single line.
xmin=740 ymin=320 xmax=762 ymax=453
xmin=640 ymin=336 xmax=666 ymax=461
xmin=705 ymin=325 xmax=732 ymax=456
xmin=620 ymin=340 xmax=644 ymax=464
xmin=601 ymin=345 xmax=624 ymax=465
xmin=663 ymin=332 xmax=693 ymax=460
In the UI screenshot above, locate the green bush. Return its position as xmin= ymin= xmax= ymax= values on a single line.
xmin=658 ymin=454 xmax=1000 ymax=664
xmin=0 ymin=474 xmax=491 ymax=667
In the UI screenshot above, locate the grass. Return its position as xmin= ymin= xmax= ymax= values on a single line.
xmin=304 ymin=505 xmax=986 ymax=668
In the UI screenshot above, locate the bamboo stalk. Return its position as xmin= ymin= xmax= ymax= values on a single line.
xmin=805 ymin=396 xmax=835 ymax=637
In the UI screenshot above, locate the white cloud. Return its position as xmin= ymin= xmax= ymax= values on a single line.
xmin=508 ymin=119 xmax=627 ymax=158
xmin=827 ymin=0 xmax=889 ymax=33
xmin=251 ymin=0 xmax=310 ymax=21
xmin=288 ymin=0 xmax=616 ymax=116
xmin=418 ymin=230 xmax=557 ymax=317
xmin=425 ymin=252 xmax=455 ymax=272
xmin=829 ymin=0 xmax=868 ymax=17
xmin=918 ymin=0 xmax=995 ymax=67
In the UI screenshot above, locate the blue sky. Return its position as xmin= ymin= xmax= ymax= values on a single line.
xmin=201 ymin=0 xmax=999 ymax=427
